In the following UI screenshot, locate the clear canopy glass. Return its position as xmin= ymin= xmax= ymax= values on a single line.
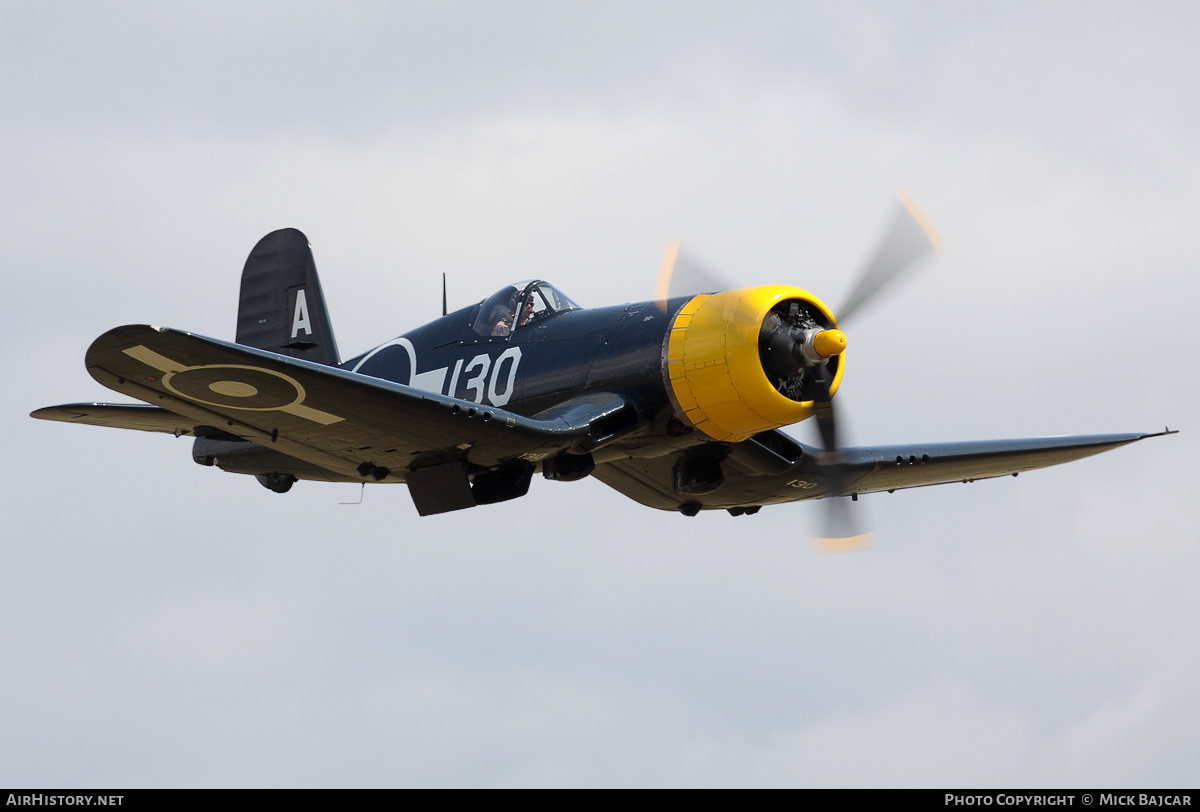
xmin=472 ymin=281 xmax=581 ymax=337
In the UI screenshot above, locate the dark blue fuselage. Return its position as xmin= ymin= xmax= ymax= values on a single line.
xmin=342 ymin=295 xmax=691 ymax=423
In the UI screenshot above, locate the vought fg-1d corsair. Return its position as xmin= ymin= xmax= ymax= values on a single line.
xmin=33 ymin=200 xmax=1174 ymax=548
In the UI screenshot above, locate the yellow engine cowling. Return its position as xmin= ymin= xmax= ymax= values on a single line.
xmin=663 ymin=285 xmax=844 ymax=442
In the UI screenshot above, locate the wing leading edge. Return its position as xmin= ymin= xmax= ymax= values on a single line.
xmin=832 ymin=431 xmax=1174 ymax=496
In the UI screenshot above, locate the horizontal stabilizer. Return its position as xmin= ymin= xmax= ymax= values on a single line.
xmin=30 ymin=403 xmax=242 ymax=439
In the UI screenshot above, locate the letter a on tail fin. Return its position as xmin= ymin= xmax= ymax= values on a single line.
xmin=235 ymin=228 xmax=341 ymax=366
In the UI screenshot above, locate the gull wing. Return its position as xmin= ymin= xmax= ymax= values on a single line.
xmin=70 ymin=324 xmax=629 ymax=485
xmin=592 ymin=430 xmax=1173 ymax=512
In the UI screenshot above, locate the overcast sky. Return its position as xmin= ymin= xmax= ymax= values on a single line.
xmin=2 ymin=1 xmax=1197 ymax=788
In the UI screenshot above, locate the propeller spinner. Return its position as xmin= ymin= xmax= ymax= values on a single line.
xmin=656 ymin=193 xmax=942 ymax=550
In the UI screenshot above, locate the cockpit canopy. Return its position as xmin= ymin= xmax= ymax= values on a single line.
xmin=472 ymin=280 xmax=581 ymax=337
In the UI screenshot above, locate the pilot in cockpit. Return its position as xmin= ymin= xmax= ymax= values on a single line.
xmin=519 ymin=290 xmax=552 ymax=327
xmin=490 ymin=291 xmax=519 ymax=336
xmin=474 ymin=282 xmax=580 ymax=338
xmin=518 ymin=297 xmax=536 ymax=327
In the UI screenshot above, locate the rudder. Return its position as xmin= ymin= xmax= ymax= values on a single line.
xmin=236 ymin=228 xmax=341 ymax=365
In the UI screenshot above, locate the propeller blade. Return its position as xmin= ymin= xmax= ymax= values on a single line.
xmin=646 ymin=196 xmax=937 ymax=551
xmin=811 ymin=361 xmax=840 ymax=452
xmin=836 ymin=192 xmax=942 ymax=325
xmin=814 ymin=497 xmax=871 ymax=553
xmin=808 ymin=362 xmax=872 ymax=552
xmin=655 ymin=241 xmax=734 ymax=310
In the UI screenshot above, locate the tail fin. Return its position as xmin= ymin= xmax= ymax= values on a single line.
xmin=235 ymin=228 xmax=341 ymax=366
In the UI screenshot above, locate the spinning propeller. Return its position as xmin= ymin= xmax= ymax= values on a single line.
xmin=656 ymin=193 xmax=943 ymax=550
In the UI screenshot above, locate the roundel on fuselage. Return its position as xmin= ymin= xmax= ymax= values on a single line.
xmin=348 ymin=340 xmax=413 ymax=382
